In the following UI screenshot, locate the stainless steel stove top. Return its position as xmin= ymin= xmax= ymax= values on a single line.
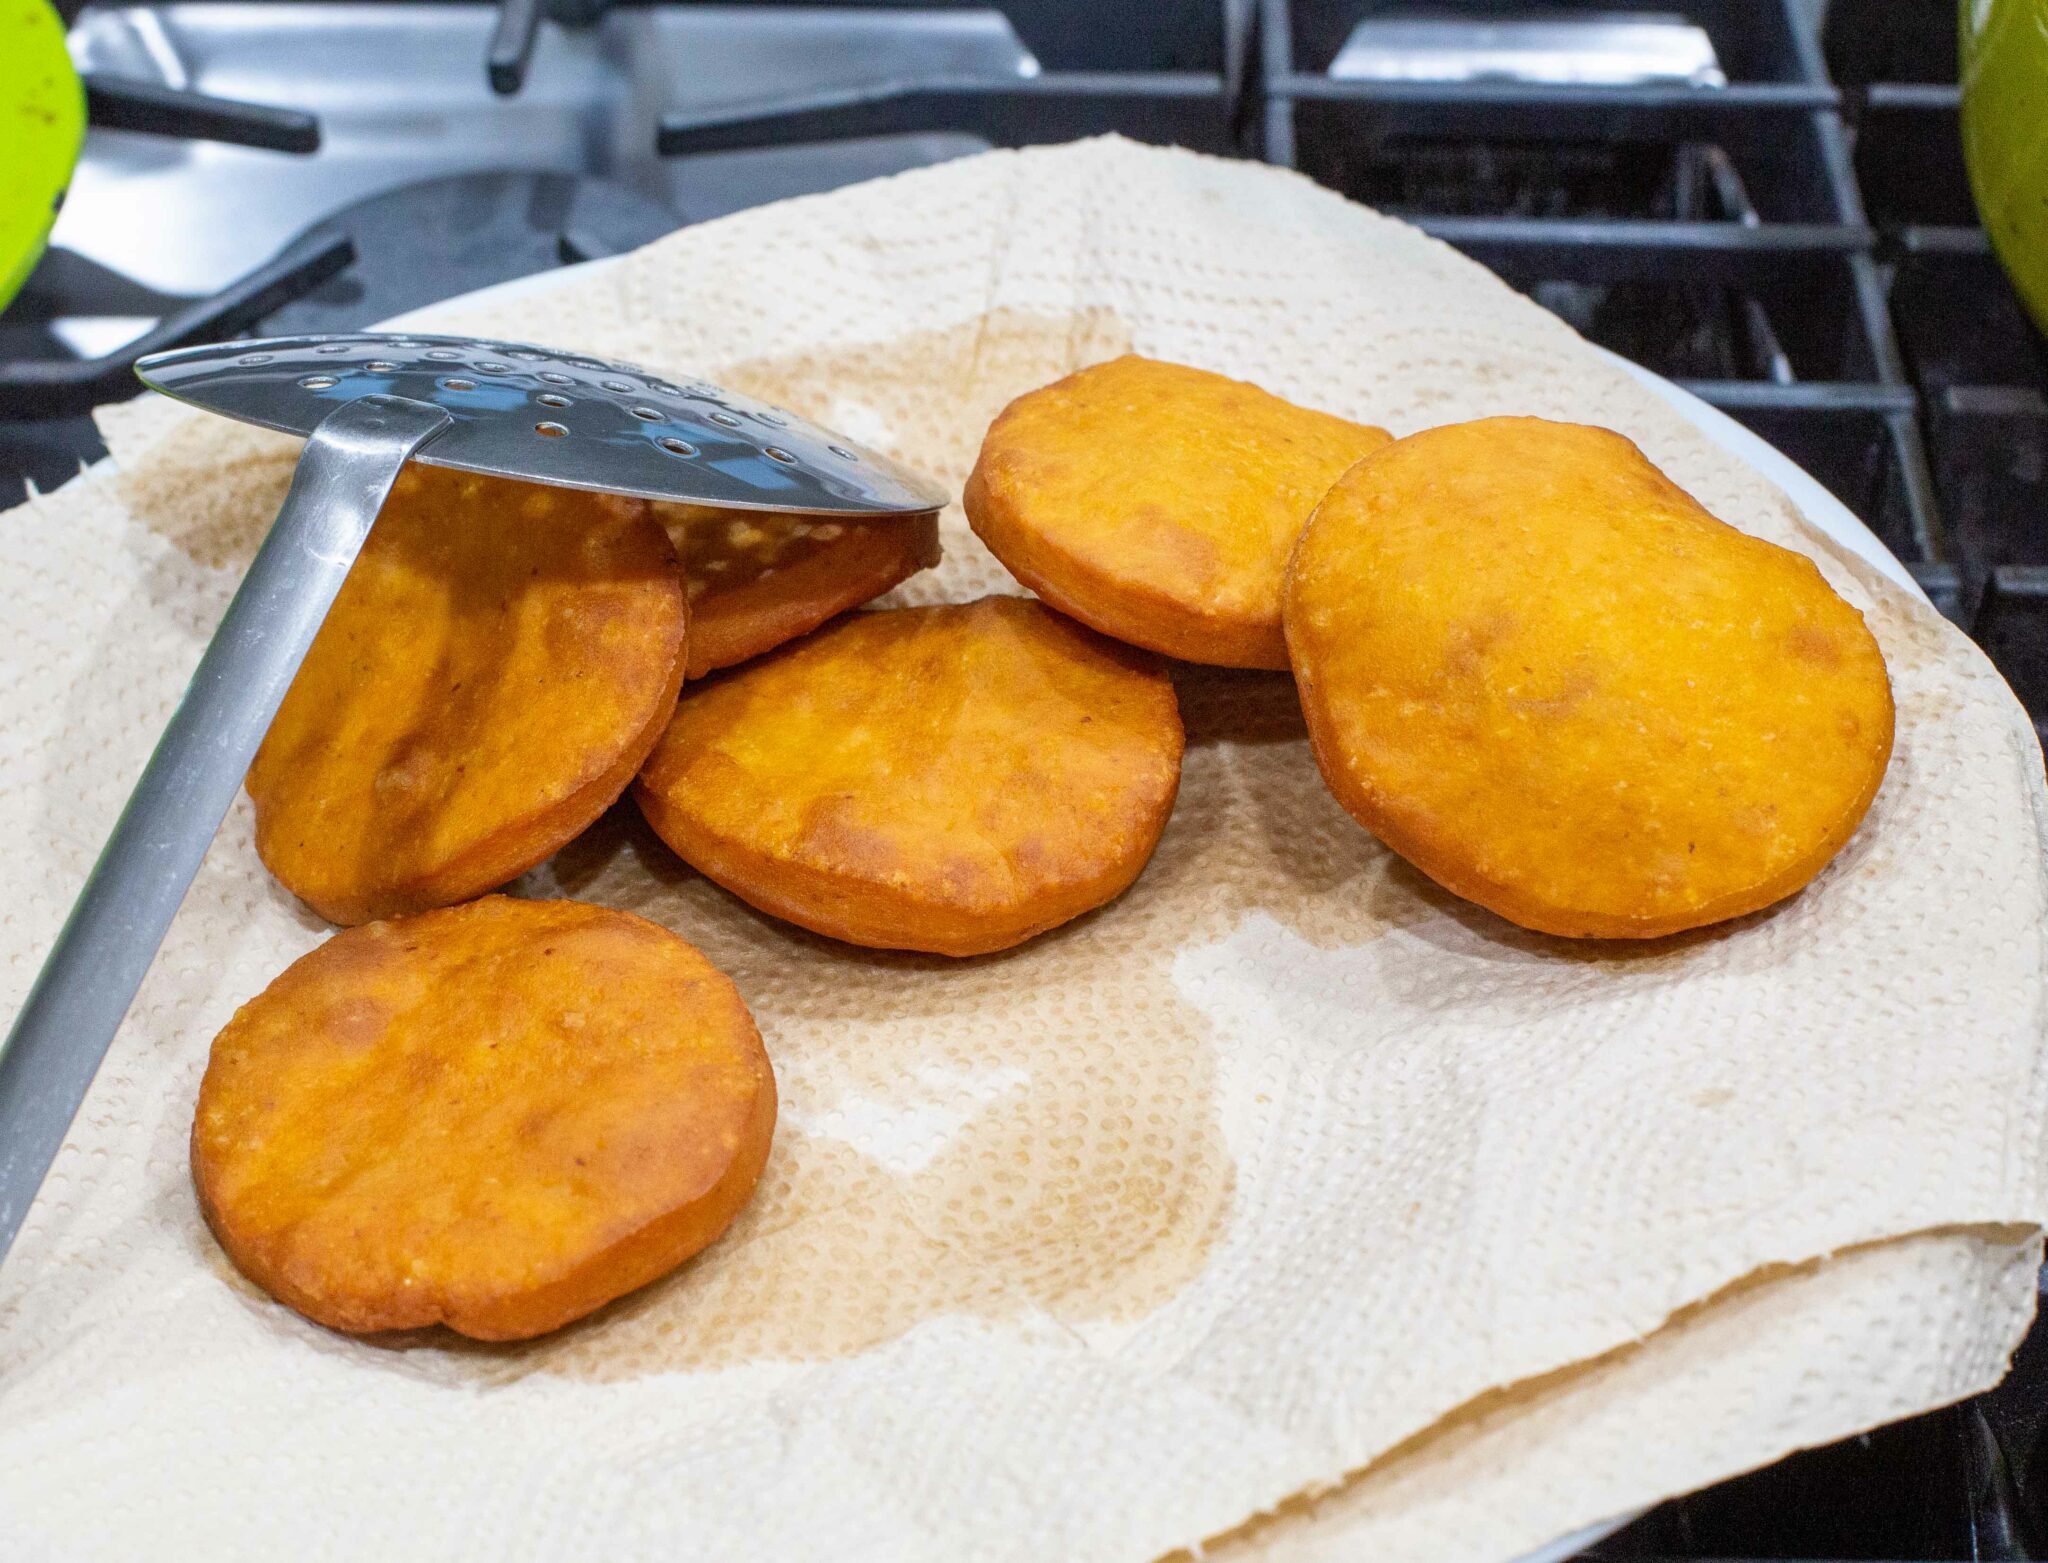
xmin=62 ymin=2 xmax=1032 ymax=297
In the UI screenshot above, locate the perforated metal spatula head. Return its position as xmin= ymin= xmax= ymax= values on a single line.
xmin=0 ymin=330 xmax=950 ymax=1276
xmin=135 ymin=329 xmax=951 ymax=514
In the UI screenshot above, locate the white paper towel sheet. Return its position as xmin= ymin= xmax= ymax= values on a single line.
xmin=1 ymin=139 xmax=2044 ymax=1562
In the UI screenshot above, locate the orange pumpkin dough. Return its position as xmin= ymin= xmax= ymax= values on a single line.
xmin=656 ymin=503 xmax=939 ymax=678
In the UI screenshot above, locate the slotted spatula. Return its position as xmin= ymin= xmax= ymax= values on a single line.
xmin=0 ymin=331 xmax=949 ymax=1266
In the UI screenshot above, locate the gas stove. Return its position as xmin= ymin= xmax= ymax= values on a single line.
xmin=5 ymin=2 xmax=2045 ymax=1557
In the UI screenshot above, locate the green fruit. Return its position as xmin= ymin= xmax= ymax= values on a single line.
xmin=1962 ymin=0 xmax=2048 ymax=335
xmin=1 ymin=0 xmax=85 ymax=311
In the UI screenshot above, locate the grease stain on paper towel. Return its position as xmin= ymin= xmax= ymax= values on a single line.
xmin=495 ymin=658 xmax=1408 ymax=1381
xmin=108 ymin=287 xmax=1961 ymax=1402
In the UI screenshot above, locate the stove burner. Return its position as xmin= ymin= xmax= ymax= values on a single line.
xmin=257 ymin=171 xmax=681 ymax=339
xmin=0 ymin=170 xmax=677 ymax=500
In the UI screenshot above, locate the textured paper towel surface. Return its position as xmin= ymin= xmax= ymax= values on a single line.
xmin=4 ymin=139 xmax=2047 ymax=1563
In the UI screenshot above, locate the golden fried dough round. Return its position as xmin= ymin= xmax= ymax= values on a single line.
xmin=1285 ymin=417 xmax=1895 ymax=939
xmin=248 ymin=465 xmax=688 ymax=926
xmin=192 ymin=897 xmax=776 ymax=1341
xmin=657 ymin=503 xmax=940 ymax=678
xmin=635 ymin=596 xmax=1183 ymax=955
xmin=964 ymin=354 xmax=1391 ymax=668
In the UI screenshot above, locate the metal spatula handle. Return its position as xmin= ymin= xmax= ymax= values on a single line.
xmin=0 ymin=394 xmax=451 ymax=1265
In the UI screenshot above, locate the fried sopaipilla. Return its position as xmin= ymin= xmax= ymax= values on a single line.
xmin=1284 ymin=416 xmax=1895 ymax=938
xmin=635 ymin=596 xmax=1183 ymax=955
xmin=965 ymin=355 xmax=1390 ymax=668
xmin=248 ymin=466 xmax=688 ymax=925
xmin=192 ymin=897 xmax=776 ymax=1341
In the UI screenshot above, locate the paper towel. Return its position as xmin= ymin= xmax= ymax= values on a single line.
xmin=1 ymin=138 xmax=2044 ymax=1562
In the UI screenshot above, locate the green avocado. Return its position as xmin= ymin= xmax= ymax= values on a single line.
xmin=1 ymin=0 xmax=85 ymax=311
xmin=1962 ymin=0 xmax=2048 ymax=335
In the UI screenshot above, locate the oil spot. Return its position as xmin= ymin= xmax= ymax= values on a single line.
xmin=1507 ymin=665 xmax=1599 ymax=719
xmin=488 ymin=786 xmax=1245 ymax=1379
xmin=202 ymin=1239 xmax=269 ymax=1303
xmin=1443 ymin=611 xmax=1518 ymax=683
xmin=481 ymin=655 xmax=1447 ymax=1382
xmin=323 ymin=997 xmax=389 ymax=1053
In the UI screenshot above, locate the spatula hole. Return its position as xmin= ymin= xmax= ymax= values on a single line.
xmin=763 ymin=446 xmax=797 ymax=464
xmin=363 ymin=360 xmax=399 ymax=373
xmin=628 ymin=406 xmax=661 ymax=421
xmin=298 ymin=375 xmax=339 ymax=390
xmin=425 ymin=349 xmax=462 ymax=361
xmin=658 ymin=437 xmax=698 ymax=457
xmin=708 ymin=410 xmax=742 ymax=428
xmin=828 ymin=445 xmax=859 ymax=461
xmin=539 ymin=371 xmax=573 ymax=385
xmin=476 ymin=361 xmax=513 ymax=375
xmin=442 ymin=378 xmax=477 ymax=392
xmin=537 ymin=393 xmax=571 ymax=408
xmin=601 ymin=379 xmax=633 ymax=393
xmin=238 ymin=354 xmax=273 ymax=365
xmin=535 ymin=421 xmax=569 ymax=438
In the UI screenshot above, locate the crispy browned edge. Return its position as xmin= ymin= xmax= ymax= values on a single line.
xmin=686 ymin=512 xmax=941 ymax=679
xmin=963 ymin=440 xmax=1295 ymax=671
xmin=637 ymin=768 xmax=1181 ymax=956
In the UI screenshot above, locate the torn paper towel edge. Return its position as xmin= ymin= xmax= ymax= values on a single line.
xmin=1196 ymin=1227 xmax=2040 ymax=1563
